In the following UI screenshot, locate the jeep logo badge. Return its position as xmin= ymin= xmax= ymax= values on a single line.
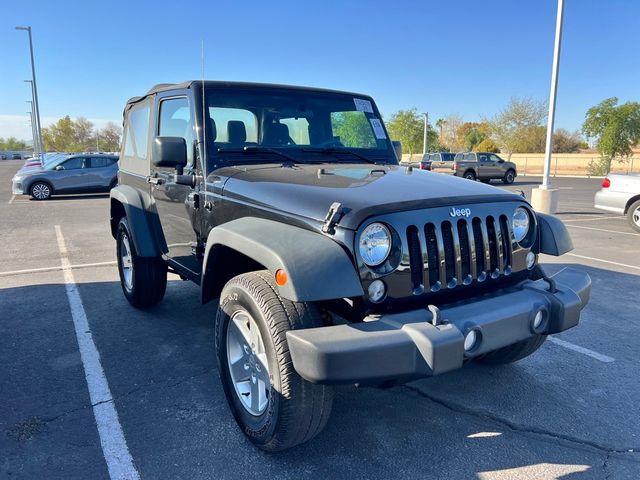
xmin=449 ymin=207 xmax=471 ymax=218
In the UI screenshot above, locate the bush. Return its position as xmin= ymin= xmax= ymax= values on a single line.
xmin=587 ymin=156 xmax=612 ymax=176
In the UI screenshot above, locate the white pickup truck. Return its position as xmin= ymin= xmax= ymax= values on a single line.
xmin=594 ymin=173 xmax=640 ymax=232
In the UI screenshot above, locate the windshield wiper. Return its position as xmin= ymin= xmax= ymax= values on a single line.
xmin=217 ymin=146 xmax=299 ymax=164
xmin=302 ymin=147 xmax=380 ymax=165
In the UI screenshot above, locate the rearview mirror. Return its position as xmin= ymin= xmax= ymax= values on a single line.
xmin=391 ymin=140 xmax=402 ymax=161
xmin=152 ymin=137 xmax=187 ymax=173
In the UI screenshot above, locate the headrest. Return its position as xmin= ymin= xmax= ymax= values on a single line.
xmin=263 ymin=123 xmax=290 ymax=146
xmin=227 ymin=121 xmax=247 ymax=145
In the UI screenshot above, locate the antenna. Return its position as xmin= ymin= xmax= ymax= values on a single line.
xmin=201 ymin=39 xmax=207 ymax=174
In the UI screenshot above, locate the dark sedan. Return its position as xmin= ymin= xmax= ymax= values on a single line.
xmin=12 ymin=153 xmax=118 ymax=200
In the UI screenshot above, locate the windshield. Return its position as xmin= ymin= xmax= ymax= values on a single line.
xmin=206 ymin=87 xmax=395 ymax=165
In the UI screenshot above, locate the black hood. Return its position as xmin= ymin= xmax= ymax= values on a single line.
xmin=222 ymin=164 xmax=523 ymax=229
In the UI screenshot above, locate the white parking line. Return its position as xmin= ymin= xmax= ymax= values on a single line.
xmin=562 ymin=216 xmax=622 ymax=223
xmin=565 ymin=224 xmax=640 ymax=237
xmin=55 ymin=226 xmax=140 ymax=480
xmin=548 ymin=337 xmax=615 ymax=363
xmin=8 ymin=195 xmax=15 ymax=204
xmin=566 ymin=253 xmax=640 ymax=271
xmin=0 ymin=261 xmax=117 ymax=278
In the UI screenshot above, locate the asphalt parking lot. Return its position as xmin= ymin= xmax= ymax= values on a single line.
xmin=1 ymin=160 xmax=639 ymax=479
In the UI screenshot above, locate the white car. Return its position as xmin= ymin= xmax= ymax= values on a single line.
xmin=594 ymin=173 xmax=640 ymax=232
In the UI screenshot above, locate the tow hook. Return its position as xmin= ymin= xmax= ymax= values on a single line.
xmin=428 ymin=304 xmax=444 ymax=326
xmin=322 ymin=202 xmax=343 ymax=235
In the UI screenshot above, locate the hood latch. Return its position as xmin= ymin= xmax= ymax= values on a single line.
xmin=322 ymin=202 xmax=343 ymax=235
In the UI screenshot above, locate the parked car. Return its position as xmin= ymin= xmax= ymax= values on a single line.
xmin=12 ymin=153 xmax=22 ymax=160
xmin=12 ymin=153 xmax=118 ymax=200
xmin=0 ymin=154 xmax=6 ymax=160
xmin=594 ymin=173 xmax=640 ymax=232
xmin=109 ymin=80 xmax=590 ymax=451
xmin=403 ymin=152 xmax=453 ymax=171
xmin=454 ymin=152 xmax=517 ymax=184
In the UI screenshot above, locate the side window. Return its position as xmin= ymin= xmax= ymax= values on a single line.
xmin=159 ymin=97 xmax=194 ymax=164
xmin=90 ymin=157 xmax=109 ymax=168
xmin=121 ymin=99 xmax=151 ymax=176
xmin=444 ymin=153 xmax=454 ymax=162
xmin=62 ymin=157 xmax=85 ymax=170
xmin=479 ymin=153 xmax=490 ymax=162
xmin=489 ymin=154 xmax=502 ymax=162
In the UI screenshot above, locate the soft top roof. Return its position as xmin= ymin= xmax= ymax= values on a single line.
xmin=125 ymin=80 xmax=372 ymax=106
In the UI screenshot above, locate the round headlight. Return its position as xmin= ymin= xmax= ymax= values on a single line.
xmin=512 ymin=207 xmax=530 ymax=243
xmin=359 ymin=223 xmax=391 ymax=267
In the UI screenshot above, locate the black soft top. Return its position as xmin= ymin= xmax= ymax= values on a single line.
xmin=125 ymin=80 xmax=372 ymax=107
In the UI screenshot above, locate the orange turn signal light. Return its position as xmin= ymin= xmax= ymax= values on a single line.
xmin=275 ymin=269 xmax=288 ymax=286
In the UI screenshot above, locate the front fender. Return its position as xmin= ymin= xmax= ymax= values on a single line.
xmin=201 ymin=218 xmax=364 ymax=303
xmin=110 ymin=185 xmax=167 ymax=257
xmin=536 ymin=212 xmax=574 ymax=256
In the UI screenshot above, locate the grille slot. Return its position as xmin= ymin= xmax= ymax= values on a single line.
xmin=406 ymin=226 xmax=423 ymax=290
xmin=407 ymin=215 xmax=513 ymax=293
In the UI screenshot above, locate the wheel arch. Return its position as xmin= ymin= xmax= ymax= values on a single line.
xmin=624 ymin=195 xmax=640 ymax=214
xmin=28 ymin=178 xmax=54 ymax=195
xmin=201 ymin=217 xmax=364 ymax=304
xmin=109 ymin=185 xmax=167 ymax=257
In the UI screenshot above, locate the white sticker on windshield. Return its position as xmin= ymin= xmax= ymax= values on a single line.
xmin=354 ymin=98 xmax=373 ymax=113
xmin=370 ymin=118 xmax=386 ymax=139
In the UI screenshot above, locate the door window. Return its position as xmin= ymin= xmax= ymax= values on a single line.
xmin=489 ymin=154 xmax=502 ymax=162
xmin=159 ymin=97 xmax=194 ymax=165
xmin=90 ymin=157 xmax=110 ymax=168
xmin=62 ymin=157 xmax=86 ymax=170
xmin=479 ymin=154 xmax=490 ymax=163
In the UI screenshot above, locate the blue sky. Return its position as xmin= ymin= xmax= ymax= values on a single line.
xmin=2 ymin=0 xmax=638 ymax=140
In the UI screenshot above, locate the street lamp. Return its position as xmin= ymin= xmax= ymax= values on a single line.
xmin=16 ymin=26 xmax=43 ymax=156
xmin=531 ymin=0 xmax=564 ymax=214
xmin=26 ymin=101 xmax=37 ymax=152
xmin=24 ymin=80 xmax=40 ymax=153
xmin=422 ymin=112 xmax=429 ymax=155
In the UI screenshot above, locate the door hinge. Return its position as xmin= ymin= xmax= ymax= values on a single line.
xmin=322 ymin=202 xmax=343 ymax=235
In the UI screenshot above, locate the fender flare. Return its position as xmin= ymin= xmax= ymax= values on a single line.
xmin=201 ymin=217 xmax=364 ymax=303
xmin=109 ymin=185 xmax=167 ymax=257
xmin=536 ymin=212 xmax=574 ymax=256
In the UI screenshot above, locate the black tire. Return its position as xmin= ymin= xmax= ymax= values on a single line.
xmin=116 ymin=217 xmax=167 ymax=308
xmin=502 ymin=169 xmax=516 ymax=184
xmin=626 ymin=199 xmax=640 ymax=233
xmin=29 ymin=181 xmax=52 ymax=200
xmin=463 ymin=170 xmax=476 ymax=181
xmin=476 ymin=334 xmax=547 ymax=365
xmin=215 ymin=270 xmax=333 ymax=452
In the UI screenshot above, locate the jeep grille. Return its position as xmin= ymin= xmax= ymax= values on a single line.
xmin=405 ymin=215 xmax=514 ymax=292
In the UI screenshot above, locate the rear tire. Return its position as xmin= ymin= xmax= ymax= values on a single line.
xmin=476 ymin=335 xmax=547 ymax=365
xmin=215 ymin=270 xmax=333 ymax=452
xmin=30 ymin=181 xmax=52 ymax=200
xmin=626 ymin=199 xmax=640 ymax=233
xmin=502 ymin=169 xmax=516 ymax=184
xmin=116 ymin=217 xmax=167 ymax=308
xmin=463 ymin=171 xmax=476 ymax=181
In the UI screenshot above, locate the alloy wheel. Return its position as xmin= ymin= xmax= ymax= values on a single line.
xmin=120 ymin=234 xmax=134 ymax=290
xmin=32 ymin=183 xmax=50 ymax=199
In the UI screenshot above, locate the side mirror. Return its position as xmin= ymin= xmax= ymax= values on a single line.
xmin=55 ymin=165 xmax=64 ymax=171
xmin=152 ymin=137 xmax=187 ymax=174
xmin=498 ymin=159 xmax=505 ymax=163
xmin=391 ymin=140 xmax=402 ymax=161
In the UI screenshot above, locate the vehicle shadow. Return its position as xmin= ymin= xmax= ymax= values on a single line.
xmin=2 ymin=264 xmax=637 ymax=479
xmin=31 ymin=193 xmax=110 ymax=201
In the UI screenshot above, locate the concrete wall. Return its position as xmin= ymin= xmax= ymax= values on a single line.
xmin=400 ymin=152 xmax=640 ymax=176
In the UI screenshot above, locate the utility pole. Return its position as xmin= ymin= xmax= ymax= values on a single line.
xmin=531 ymin=0 xmax=564 ymax=214
xmin=26 ymin=101 xmax=37 ymax=153
xmin=96 ymin=131 xmax=100 ymax=152
xmin=24 ymin=81 xmax=40 ymax=153
xmin=422 ymin=112 xmax=429 ymax=155
xmin=16 ymin=26 xmax=44 ymax=155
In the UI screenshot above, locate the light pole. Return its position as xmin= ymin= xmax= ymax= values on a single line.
xmin=16 ymin=26 xmax=44 ymax=155
xmin=24 ymin=80 xmax=40 ymax=153
xmin=531 ymin=0 xmax=564 ymax=214
xmin=422 ymin=112 xmax=429 ymax=155
xmin=26 ymin=101 xmax=37 ymax=153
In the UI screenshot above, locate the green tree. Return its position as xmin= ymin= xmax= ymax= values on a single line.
xmin=486 ymin=97 xmax=547 ymax=159
xmin=0 ymin=137 xmax=28 ymax=151
xmin=97 ymin=122 xmax=122 ymax=152
xmin=552 ymin=128 xmax=583 ymax=153
xmin=473 ymin=138 xmax=500 ymax=153
xmin=458 ymin=122 xmax=489 ymax=151
xmin=582 ymin=97 xmax=640 ymax=173
xmin=385 ymin=109 xmax=424 ymax=155
xmin=332 ymin=112 xmax=377 ymax=148
xmin=42 ymin=116 xmax=97 ymax=151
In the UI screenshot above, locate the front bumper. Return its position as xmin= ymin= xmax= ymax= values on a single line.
xmin=286 ymin=268 xmax=590 ymax=384
xmin=11 ymin=179 xmax=24 ymax=195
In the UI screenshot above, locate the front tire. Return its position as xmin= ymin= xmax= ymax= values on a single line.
xmin=30 ymin=181 xmax=52 ymax=200
xmin=215 ymin=271 xmax=333 ymax=452
xmin=627 ymin=199 xmax=640 ymax=233
xmin=116 ymin=217 xmax=167 ymax=308
xmin=476 ymin=334 xmax=547 ymax=365
xmin=503 ymin=169 xmax=516 ymax=184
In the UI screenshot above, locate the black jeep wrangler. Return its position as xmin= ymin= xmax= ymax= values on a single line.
xmin=110 ymin=81 xmax=591 ymax=451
